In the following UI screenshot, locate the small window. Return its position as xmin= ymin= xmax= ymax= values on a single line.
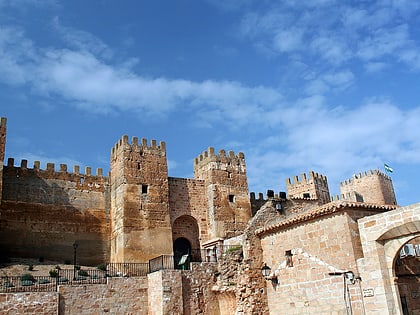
xmin=285 ymin=250 xmax=293 ymax=267
xmin=228 ymin=172 xmax=232 ymax=178
xmin=228 ymin=194 xmax=235 ymax=203
xmin=137 ymin=163 xmax=141 ymax=170
xmin=142 ymin=185 xmax=148 ymax=194
xmin=303 ymin=193 xmax=310 ymax=199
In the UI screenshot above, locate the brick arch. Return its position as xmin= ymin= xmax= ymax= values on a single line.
xmin=358 ymin=204 xmax=420 ymax=314
xmin=172 ymin=215 xmax=200 ymax=252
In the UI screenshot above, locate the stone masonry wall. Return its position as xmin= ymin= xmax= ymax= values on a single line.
xmin=169 ymin=177 xmax=209 ymax=245
xmin=340 ymin=170 xmax=397 ymax=205
xmin=260 ymin=212 xmax=365 ymax=314
xmin=148 ymin=270 xmax=183 ymax=315
xmin=0 ymin=117 xmax=6 ymax=208
xmin=110 ymin=136 xmax=173 ymax=263
xmin=194 ymin=148 xmax=251 ymax=240
xmin=0 ymin=292 xmax=58 ymax=315
xmin=0 ymin=162 xmax=109 ymax=265
xmin=58 ymin=277 xmax=148 ymax=315
xmin=182 ymin=262 xmax=220 ymax=314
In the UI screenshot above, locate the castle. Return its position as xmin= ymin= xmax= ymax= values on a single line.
xmin=1 ymin=116 xmax=419 ymax=315
xmin=0 ymin=117 xmax=396 ymax=265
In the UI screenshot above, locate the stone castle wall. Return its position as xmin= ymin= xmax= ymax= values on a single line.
xmin=257 ymin=206 xmax=390 ymax=315
xmin=0 ymin=292 xmax=58 ymax=315
xmin=168 ymin=177 xmax=209 ymax=246
xmin=0 ymin=159 xmax=109 ymax=265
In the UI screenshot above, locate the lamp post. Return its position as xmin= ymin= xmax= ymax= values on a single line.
xmin=73 ymin=242 xmax=78 ymax=280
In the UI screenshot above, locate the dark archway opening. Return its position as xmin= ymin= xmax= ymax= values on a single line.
xmin=173 ymin=237 xmax=191 ymax=270
xmin=394 ymin=237 xmax=420 ymax=315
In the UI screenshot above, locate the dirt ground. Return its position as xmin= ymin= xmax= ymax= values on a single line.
xmin=0 ymin=258 xmax=92 ymax=277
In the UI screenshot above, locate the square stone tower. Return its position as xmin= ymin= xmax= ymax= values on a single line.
xmin=0 ymin=117 xmax=6 ymax=206
xmin=110 ymin=135 xmax=173 ymax=262
xmin=286 ymin=171 xmax=330 ymax=204
xmin=193 ymin=147 xmax=251 ymax=239
xmin=339 ymin=170 xmax=397 ymax=205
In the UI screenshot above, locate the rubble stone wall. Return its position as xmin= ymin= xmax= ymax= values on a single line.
xmin=0 ymin=292 xmax=58 ymax=315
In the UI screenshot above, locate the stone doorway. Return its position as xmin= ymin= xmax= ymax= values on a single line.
xmin=173 ymin=237 xmax=191 ymax=269
xmin=357 ymin=204 xmax=420 ymax=314
xmin=394 ymin=236 xmax=420 ymax=315
xmin=172 ymin=215 xmax=201 ymax=268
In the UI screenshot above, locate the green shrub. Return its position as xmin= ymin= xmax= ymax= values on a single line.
xmin=225 ymin=245 xmax=242 ymax=254
xmin=49 ymin=269 xmax=58 ymax=278
xmin=28 ymin=264 xmax=34 ymax=271
xmin=78 ymin=270 xmax=88 ymax=277
xmin=97 ymin=263 xmax=107 ymax=271
xmin=75 ymin=265 xmax=81 ymax=271
xmin=20 ymin=273 xmax=35 ymax=282
xmin=55 ymin=265 xmax=61 ymax=270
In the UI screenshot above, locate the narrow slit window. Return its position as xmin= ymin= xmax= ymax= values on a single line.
xmin=142 ymin=185 xmax=148 ymax=194
xmin=285 ymin=250 xmax=293 ymax=267
xmin=229 ymin=194 xmax=235 ymax=203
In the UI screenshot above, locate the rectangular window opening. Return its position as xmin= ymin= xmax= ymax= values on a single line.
xmin=285 ymin=250 xmax=293 ymax=267
xmin=228 ymin=194 xmax=235 ymax=203
xmin=142 ymin=184 xmax=148 ymax=194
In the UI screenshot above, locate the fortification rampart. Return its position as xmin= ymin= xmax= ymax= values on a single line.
xmin=0 ymin=157 xmax=110 ymax=264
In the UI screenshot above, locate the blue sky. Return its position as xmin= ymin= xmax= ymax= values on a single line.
xmin=1 ymin=0 xmax=420 ymax=206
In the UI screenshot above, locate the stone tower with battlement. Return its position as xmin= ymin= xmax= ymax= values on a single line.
xmin=0 ymin=117 xmax=6 ymax=207
xmin=110 ymin=135 xmax=172 ymax=262
xmin=339 ymin=170 xmax=397 ymax=205
xmin=286 ymin=171 xmax=330 ymax=204
xmin=194 ymin=147 xmax=251 ymax=239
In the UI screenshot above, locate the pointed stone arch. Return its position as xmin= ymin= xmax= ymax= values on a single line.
xmin=358 ymin=204 xmax=420 ymax=314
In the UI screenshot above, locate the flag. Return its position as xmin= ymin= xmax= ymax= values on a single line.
xmin=384 ymin=163 xmax=393 ymax=173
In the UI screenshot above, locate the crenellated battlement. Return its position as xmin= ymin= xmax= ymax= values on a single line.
xmin=4 ymin=158 xmax=107 ymax=187
xmin=0 ymin=117 xmax=6 ymax=126
xmin=193 ymin=147 xmax=246 ymax=173
xmin=286 ymin=171 xmax=328 ymax=187
xmin=340 ymin=169 xmax=391 ymax=186
xmin=111 ymin=135 xmax=166 ymax=159
xmin=286 ymin=171 xmax=330 ymax=204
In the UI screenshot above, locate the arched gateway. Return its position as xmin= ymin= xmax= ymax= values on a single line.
xmin=172 ymin=215 xmax=201 ymax=269
xmin=358 ymin=204 xmax=420 ymax=314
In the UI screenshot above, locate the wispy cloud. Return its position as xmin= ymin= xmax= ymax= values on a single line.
xmin=238 ymin=1 xmax=420 ymax=71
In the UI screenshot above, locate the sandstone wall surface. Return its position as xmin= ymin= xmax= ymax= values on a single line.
xmin=0 ymin=164 xmax=110 ymax=265
xmin=58 ymin=277 xmax=148 ymax=315
xmin=0 ymin=292 xmax=58 ymax=315
xmin=260 ymin=212 xmax=366 ymax=314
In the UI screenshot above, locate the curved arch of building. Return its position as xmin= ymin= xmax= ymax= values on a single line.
xmin=358 ymin=204 xmax=420 ymax=315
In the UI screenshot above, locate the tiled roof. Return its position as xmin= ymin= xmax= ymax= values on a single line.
xmin=255 ymin=201 xmax=398 ymax=236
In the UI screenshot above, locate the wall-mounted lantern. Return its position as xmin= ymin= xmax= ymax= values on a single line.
xmin=261 ymin=263 xmax=278 ymax=284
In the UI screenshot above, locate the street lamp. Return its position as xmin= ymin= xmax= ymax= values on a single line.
xmin=261 ymin=263 xmax=278 ymax=284
xmin=73 ymin=242 xmax=78 ymax=280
